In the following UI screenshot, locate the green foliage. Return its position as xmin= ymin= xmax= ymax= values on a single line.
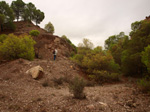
xmin=71 ymin=54 xmax=84 ymax=65
xmin=0 ymin=1 xmax=15 ymax=31
xmin=62 ymin=35 xmax=71 ymax=44
xmin=78 ymin=38 xmax=94 ymax=49
xmin=121 ymin=51 xmax=143 ymax=76
xmin=71 ymin=45 xmax=91 ymax=66
xmin=44 ymin=22 xmax=54 ymax=34
xmin=11 ymin=0 xmax=25 ymax=21
xmin=71 ymin=38 xmax=120 ymax=83
xmin=73 ymin=46 xmax=120 ymax=73
xmin=93 ymin=70 xmax=120 ymax=84
xmin=121 ymin=20 xmax=150 ymax=76
xmin=4 ymin=21 xmax=16 ymax=31
xmin=21 ymin=8 xmax=30 ymax=21
xmin=69 ymin=77 xmax=86 ymax=99
xmin=109 ymin=73 xmax=121 ymax=81
xmin=0 ymin=1 xmax=14 ymax=22
xmin=121 ymin=50 xmax=131 ymax=75
xmin=105 ymin=32 xmax=129 ymax=65
xmin=0 ymin=34 xmax=8 ymax=42
xmin=22 ymin=2 xmax=45 ymax=25
xmin=0 ymin=14 xmax=5 ymax=25
xmin=22 ymin=2 xmax=36 ymax=21
xmin=131 ymin=21 xmax=141 ymax=33
xmin=138 ymin=76 xmax=150 ymax=93
xmin=0 ymin=34 xmax=36 ymax=60
xmin=104 ymin=32 xmax=127 ymax=50
xmin=29 ymin=30 xmax=40 ymax=37
xmin=61 ymin=35 xmax=77 ymax=54
xmin=32 ymin=9 xmax=45 ymax=25
xmin=142 ymin=45 xmax=150 ymax=73
xmin=105 ymin=35 xmax=117 ymax=50
xmin=0 ymin=0 xmax=45 ymax=25
xmin=104 ymin=20 xmax=150 ymax=77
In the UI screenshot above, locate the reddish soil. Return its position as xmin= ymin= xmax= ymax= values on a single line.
xmin=0 ymin=58 xmax=150 ymax=112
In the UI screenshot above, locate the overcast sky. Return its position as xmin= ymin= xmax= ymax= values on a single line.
xmin=5 ymin=0 xmax=150 ymax=47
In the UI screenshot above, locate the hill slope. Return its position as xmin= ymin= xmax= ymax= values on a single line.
xmin=0 ymin=21 xmax=150 ymax=112
xmin=1 ymin=21 xmax=75 ymax=59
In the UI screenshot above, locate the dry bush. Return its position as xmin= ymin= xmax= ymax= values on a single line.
xmin=52 ymin=76 xmax=72 ymax=86
xmin=69 ymin=77 xmax=86 ymax=99
xmin=42 ymin=79 xmax=53 ymax=87
xmin=52 ymin=77 xmax=64 ymax=86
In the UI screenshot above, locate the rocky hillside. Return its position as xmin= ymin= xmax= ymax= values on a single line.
xmin=1 ymin=21 xmax=75 ymax=59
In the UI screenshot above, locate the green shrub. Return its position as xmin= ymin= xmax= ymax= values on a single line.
xmin=70 ymin=43 xmax=77 ymax=53
xmin=0 ymin=14 xmax=5 ymax=25
xmin=0 ymin=34 xmax=7 ymax=43
xmin=108 ymin=73 xmax=120 ymax=82
xmin=142 ymin=45 xmax=150 ymax=73
xmin=44 ymin=22 xmax=55 ymax=34
xmin=70 ymin=51 xmax=76 ymax=57
xmin=62 ymin=35 xmax=72 ymax=44
xmin=69 ymin=77 xmax=86 ymax=99
xmin=71 ymin=54 xmax=84 ymax=65
xmin=4 ymin=21 xmax=16 ymax=31
xmin=29 ymin=30 xmax=40 ymax=37
xmin=138 ymin=76 xmax=150 ymax=93
xmin=0 ymin=34 xmax=36 ymax=60
xmin=61 ymin=35 xmax=77 ymax=54
xmin=94 ymin=70 xmax=120 ymax=84
xmin=94 ymin=70 xmax=109 ymax=84
xmin=109 ymin=60 xmax=120 ymax=72
xmin=72 ymin=46 xmax=120 ymax=73
xmin=71 ymin=39 xmax=120 ymax=84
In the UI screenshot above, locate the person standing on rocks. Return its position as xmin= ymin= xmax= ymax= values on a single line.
xmin=53 ymin=49 xmax=57 ymax=60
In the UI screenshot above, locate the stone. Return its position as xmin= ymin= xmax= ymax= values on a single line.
xmin=26 ymin=65 xmax=44 ymax=79
xmin=86 ymin=104 xmax=95 ymax=110
xmin=132 ymin=103 xmax=136 ymax=108
xmin=99 ymin=102 xmax=108 ymax=106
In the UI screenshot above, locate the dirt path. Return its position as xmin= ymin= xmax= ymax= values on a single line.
xmin=0 ymin=59 xmax=150 ymax=112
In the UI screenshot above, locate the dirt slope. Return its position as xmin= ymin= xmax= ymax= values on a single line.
xmin=1 ymin=21 xmax=75 ymax=59
xmin=0 ymin=58 xmax=150 ymax=112
xmin=0 ymin=21 xmax=150 ymax=112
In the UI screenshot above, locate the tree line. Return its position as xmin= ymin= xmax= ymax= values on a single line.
xmin=68 ymin=19 xmax=150 ymax=79
xmin=69 ymin=18 xmax=150 ymax=92
xmin=103 ymin=19 xmax=150 ymax=92
xmin=105 ymin=19 xmax=150 ymax=77
xmin=0 ymin=0 xmax=45 ymax=31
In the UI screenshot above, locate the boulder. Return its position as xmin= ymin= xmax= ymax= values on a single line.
xmin=26 ymin=65 xmax=44 ymax=79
